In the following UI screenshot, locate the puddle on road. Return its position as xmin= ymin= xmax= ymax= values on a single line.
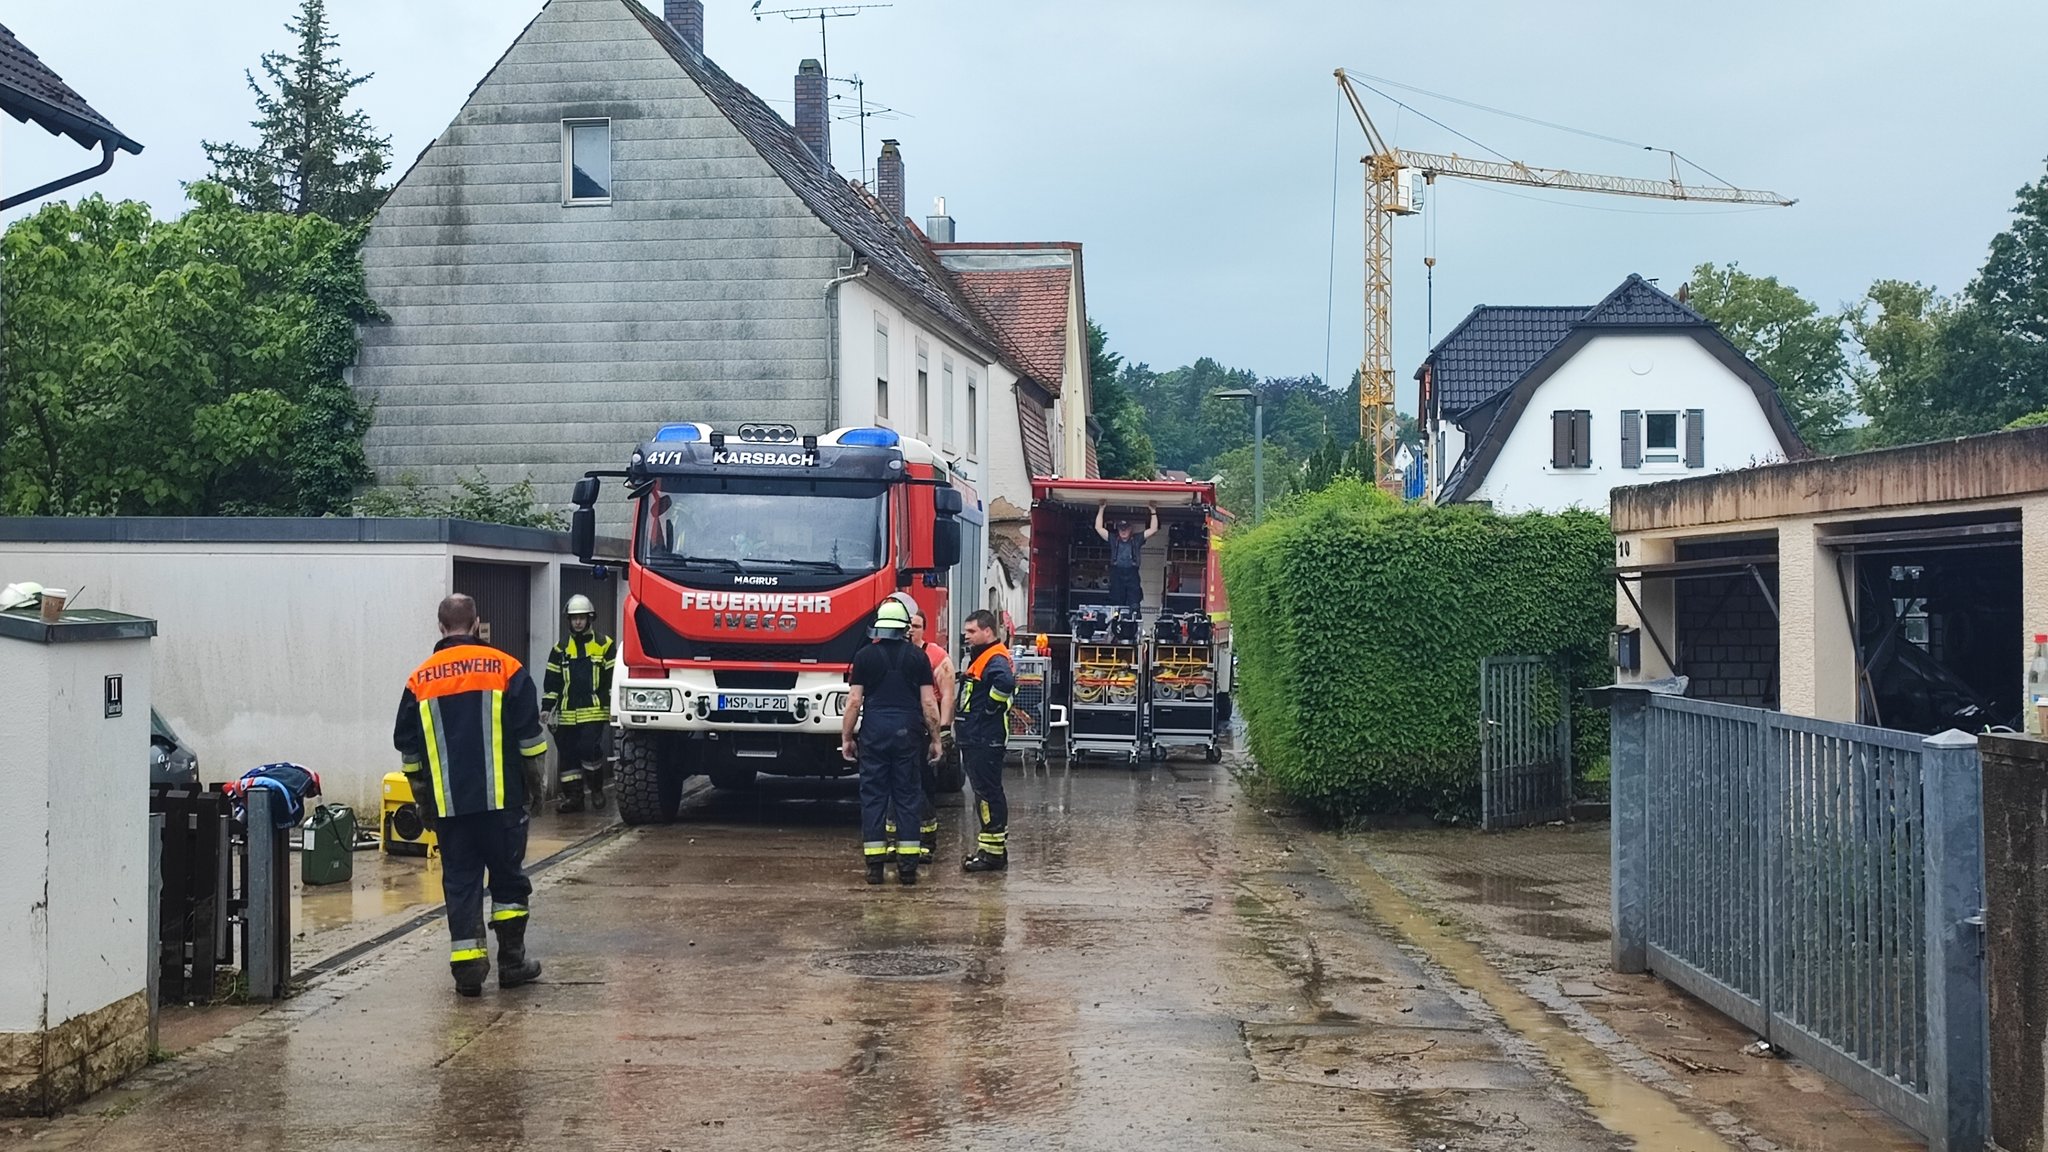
xmin=1504 ymin=913 xmax=1608 ymax=945
xmin=1435 ymin=869 xmax=1578 ymax=912
xmin=1320 ymin=849 xmax=1738 ymax=1152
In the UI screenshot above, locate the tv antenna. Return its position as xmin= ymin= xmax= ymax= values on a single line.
xmin=751 ymin=3 xmax=892 ymax=90
xmin=831 ymin=74 xmax=910 ymax=185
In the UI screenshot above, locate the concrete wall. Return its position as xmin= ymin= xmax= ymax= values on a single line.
xmin=354 ymin=0 xmax=845 ymax=526
xmin=1469 ymin=333 xmax=1789 ymax=514
xmin=0 ymin=538 xmax=584 ymax=812
xmin=0 ymin=627 xmax=153 ymax=1114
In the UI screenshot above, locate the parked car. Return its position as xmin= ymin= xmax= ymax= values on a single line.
xmin=150 ymin=709 xmax=200 ymax=786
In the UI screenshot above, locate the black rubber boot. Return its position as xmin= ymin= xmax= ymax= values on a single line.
xmin=919 ymin=826 xmax=938 ymax=865
xmin=962 ymin=850 xmax=1008 ymax=873
xmin=451 ymin=957 xmax=490 ymax=998
xmin=865 ymin=860 xmax=887 ymax=885
xmin=898 ymin=861 xmax=919 ymax=886
xmin=492 ymin=919 xmax=543 ymax=989
xmin=587 ymin=768 xmax=608 ymax=811
xmin=557 ymin=783 xmax=586 ymax=814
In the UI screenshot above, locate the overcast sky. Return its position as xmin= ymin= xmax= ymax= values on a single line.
xmin=6 ymin=0 xmax=2046 ymax=412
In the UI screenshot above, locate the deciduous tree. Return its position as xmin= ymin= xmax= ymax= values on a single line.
xmin=1685 ymin=262 xmax=1854 ymax=449
xmin=0 ymin=186 xmax=375 ymax=516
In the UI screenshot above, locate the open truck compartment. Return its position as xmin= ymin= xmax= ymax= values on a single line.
xmin=1024 ymin=478 xmax=1232 ymax=762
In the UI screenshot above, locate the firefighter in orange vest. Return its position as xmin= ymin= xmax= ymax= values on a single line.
xmin=956 ymin=609 xmax=1017 ymax=872
xmin=393 ymin=594 xmax=551 ymax=996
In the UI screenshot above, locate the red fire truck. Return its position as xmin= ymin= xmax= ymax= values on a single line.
xmin=570 ymin=422 xmax=966 ymax=825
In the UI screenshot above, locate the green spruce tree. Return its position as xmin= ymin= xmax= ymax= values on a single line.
xmin=202 ymin=0 xmax=391 ymax=224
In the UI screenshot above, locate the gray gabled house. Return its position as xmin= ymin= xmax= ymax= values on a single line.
xmin=351 ymin=0 xmax=1050 ymax=543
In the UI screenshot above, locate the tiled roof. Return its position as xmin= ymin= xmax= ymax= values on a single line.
xmin=1423 ymin=305 xmax=1586 ymax=416
xmin=1577 ymin=272 xmax=1709 ymax=326
xmin=1422 ymin=276 xmax=1709 ymax=415
xmin=0 ymin=23 xmax=140 ymax=154
xmin=947 ymin=266 xmax=1071 ymax=394
xmin=626 ymin=3 xmax=990 ymax=348
xmin=1017 ymin=393 xmax=1055 ymax=478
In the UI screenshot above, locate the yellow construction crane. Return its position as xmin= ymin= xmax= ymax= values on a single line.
xmin=1333 ymin=68 xmax=1795 ymax=496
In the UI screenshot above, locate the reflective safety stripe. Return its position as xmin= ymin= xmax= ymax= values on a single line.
xmin=422 ymin=699 xmax=452 ymax=819
xmin=400 ymin=752 xmax=423 ymax=769
xmin=559 ymin=769 xmax=583 ymax=784
xmin=979 ymin=800 xmax=991 ymax=824
xmin=895 ymin=842 xmax=922 ymax=857
xmin=490 ymin=906 xmax=529 ymax=922
xmin=919 ymin=820 xmax=939 ymax=835
xmin=450 ymin=939 xmax=487 ymax=962
xmin=883 ymin=820 xmax=897 ymax=836
xmin=977 ymin=833 xmax=1007 ymax=854
xmin=989 ymin=688 xmax=1013 ymax=704
xmin=487 ymin=689 xmax=507 ymax=810
xmin=519 ymin=733 xmax=549 ymax=758
xmin=862 ymin=841 xmax=892 ymax=857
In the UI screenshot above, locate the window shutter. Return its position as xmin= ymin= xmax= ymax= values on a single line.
xmin=1685 ymin=409 xmax=1705 ymax=468
xmin=1572 ymin=410 xmax=1592 ymax=469
xmin=1620 ymin=410 xmax=1642 ymax=469
xmin=1550 ymin=411 xmax=1571 ymax=468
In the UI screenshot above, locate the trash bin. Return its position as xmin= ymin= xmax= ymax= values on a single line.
xmin=301 ymin=804 xmax=356 ymax=886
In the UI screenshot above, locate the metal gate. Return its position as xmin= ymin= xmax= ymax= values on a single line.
xmin=1479 ymin=655 xmax=1572 ymax=830
xmin=454 ymin=560 xmax=534 ymax=670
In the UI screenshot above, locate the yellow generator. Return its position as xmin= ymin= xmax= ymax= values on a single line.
xmin=381 ymin=771 xmax=438 ymax=857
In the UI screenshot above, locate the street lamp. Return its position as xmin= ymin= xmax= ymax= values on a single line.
xmin=1212 ymin=388 xmax=1264 ymax=523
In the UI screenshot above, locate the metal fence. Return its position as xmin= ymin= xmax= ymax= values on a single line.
xmin=1610 ymin=690 xmax=1985 ymax=1151
xmin=1479 ymin=655 xmax=1572 ymax=829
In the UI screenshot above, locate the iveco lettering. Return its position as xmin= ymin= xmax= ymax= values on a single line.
xmin=569 ymin=423 xmax=967 ymax=824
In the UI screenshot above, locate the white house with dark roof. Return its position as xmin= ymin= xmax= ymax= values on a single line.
xmin=1417 ymin=274 xmax=1806 ymax=514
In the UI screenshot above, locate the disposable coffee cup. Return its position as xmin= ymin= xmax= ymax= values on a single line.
xmin=39 ymin=590 xmax=67 ymax=623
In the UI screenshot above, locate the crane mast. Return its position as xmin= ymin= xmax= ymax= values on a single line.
xmin=1331 ymin=68 xmax=1794 ymax=498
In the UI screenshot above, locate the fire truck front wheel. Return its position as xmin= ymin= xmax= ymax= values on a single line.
xmin=617 ymin=731 xmax=683 ymax=825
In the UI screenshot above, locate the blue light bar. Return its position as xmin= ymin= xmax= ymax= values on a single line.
xmin=836 ymin=426 xmax=900 ymax=448
xmin=653 ymin=422 xmax=710 ymax=443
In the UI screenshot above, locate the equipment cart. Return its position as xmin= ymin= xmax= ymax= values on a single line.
xmin=1068 ymin=619 xmax=1144 ymax=765
xmin=1146 ymin=621 xmax=1221 ymax=762
xmin=1005 ymin=649 xmax=1062 ymax=768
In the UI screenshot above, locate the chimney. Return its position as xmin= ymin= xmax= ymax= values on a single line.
xmin=925 ymin=196 xmax=955 ymax=243
xmin=877 ymin=139 xmax=904 ymax=223
xmin=665 ymin=0 xmax=703 ymax=54
xmin=794 ymin=59 xmax=830 ymax=170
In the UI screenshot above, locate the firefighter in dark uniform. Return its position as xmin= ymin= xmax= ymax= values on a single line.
xmin=542 ymin=594 xmax=615 ymax=813
xmin=841 ymin=599 xmax=944 ymax=886
xmin=394 ymin=594 xmax=551 ymax=996
xmin=957 ymin=609 xmax=1018 ymax=872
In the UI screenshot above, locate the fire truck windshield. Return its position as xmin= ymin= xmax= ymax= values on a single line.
xmin=639 ymin=479 xmax=889 ymax=575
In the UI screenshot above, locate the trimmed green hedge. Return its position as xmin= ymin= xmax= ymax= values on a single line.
xmin=1221 ymin=479 xmax=1612 ymax=821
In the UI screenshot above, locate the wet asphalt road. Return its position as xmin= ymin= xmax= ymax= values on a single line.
xmin=19 ymin=759 xmax=1630 ymax=1151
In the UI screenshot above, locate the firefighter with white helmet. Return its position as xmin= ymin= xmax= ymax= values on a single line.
xmin=542 ymin=593 xmax=616 ymax=813
xmin=841 ymin=598 xmax=943 ymax=885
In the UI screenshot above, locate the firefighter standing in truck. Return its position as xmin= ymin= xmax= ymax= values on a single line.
xmin=543 ymin=595 xmax=615 ymax=813
xmin=957 ymin=609 xmax=1017 ymax=872
xmin=394 ymin=594 xmax=550 ymax=997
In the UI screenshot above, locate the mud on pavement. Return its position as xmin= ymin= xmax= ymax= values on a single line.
xmin=1335 ymin=823 xmax=1924 ymax=1152
xmin=0 ymin=761 xmax=1884 ymax=1150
